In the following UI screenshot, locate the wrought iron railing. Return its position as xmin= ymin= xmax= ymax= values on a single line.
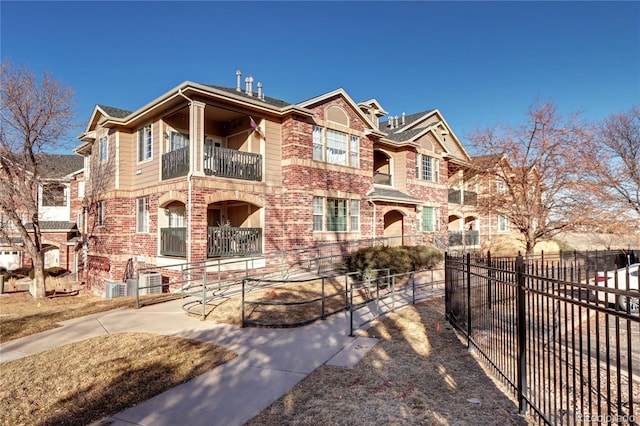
xmin=160 ymin=227 xmax=186 ymax=257
xmin=448 ymin=230 xmax=480 ymax=246
xmin=463 ymin=191 xmax=477 ymax=205
xmin=207 ymin=226 xmax=262 ymax=257
xmin=374 ymin=171 xmax=392 ymax=185
xmin=162 ymin=146 xmax=190 ymax=180
xmin=204 ymin=145 xmax=262 ymax=181
xmin=448 ymin=189 xmax=461 ymax=204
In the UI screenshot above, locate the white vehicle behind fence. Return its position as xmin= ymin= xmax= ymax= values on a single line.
xmin=596 ymin=263 xmax=639 ymax=312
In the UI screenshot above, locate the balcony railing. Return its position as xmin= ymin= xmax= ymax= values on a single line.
xmin=448 ymin=189 xmax=478 ymax=205
xmin=207 ymin=226 xmax=262 ymax=257
xmin=204 ymin=145 xmax=262 ymax=181
xmin=160 ymin=227 xmax=187 ymax=257
xmin=162 ymin=146 xmax=190 ymax=180
xmin=374 ymin=171 xmax=392 ymax=185
xmin=448 ymin=189 xmax=461 ymax=204
xmin=448 ymin=230 xmax=480 ymax=246
xmin=463 ymin=191 xmax=478 ymax=205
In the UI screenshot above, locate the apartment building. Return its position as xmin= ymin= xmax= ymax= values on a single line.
xmin=75 ymin=72 xmax=485 ymax=291
xmin=0 ymin=154 xmax=84 ymax=274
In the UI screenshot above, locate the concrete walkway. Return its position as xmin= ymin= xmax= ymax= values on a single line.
xmin=0 ymin=298 xmax=380 ymax=426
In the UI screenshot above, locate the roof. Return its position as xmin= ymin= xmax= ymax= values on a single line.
xmin=365 ymin=188 xmax=422 ymax=205
xmin=25 ymin=221 xmax=78 ymax=231
xmin=97 ymin=105 xmax=133 ymax=119
xmin=36 ymin=154 xmax=84 ymax=179
xmin=471 ymin=154 xmax=505 ymax=170
xmin=204 ymin=85 xmax=292 ymax=109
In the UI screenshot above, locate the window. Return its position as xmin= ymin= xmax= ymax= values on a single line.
xmin=97 ymin=201 xmax=105 ymax=226
xmin=312 ymin=126 xmax=359 ymax=167
xmin=170 ymin=131 xmax=189 ymax=152
xmin=418 ymin=155 xmax=440 ymax=182
xmin=42 ymin=184 xmax=66 ymax=206
xmin=350 ymin=136 xmax=360 ymax=168
xmin=77 ymin=181 xmax=85 ymax=198
xmin=313 ymin=196 xmax=324 ymax=231
xmin=168 ymin=205 xmax=186 ymax=228
xmin=136 ymin=197 xmax=150 ymax=233
xmin=99 ymin=136 xmax=108 ymax=163
xmin=313 ymin=197 xmax=359 ymax=232
xmin=498 ymin=215 xmax=510 ymax=232
xmin=137 ymin=124 xmax=152 ymax=162
xmin=422 ymin=207 xmax=441 ymax=232
xmin=350 ymin=200 xmax=360 ymax=232
xmin=312 ymin=126 xmax=324 ymax=161
xmin=77 ymin=212 xmax=83 ymax=231
xmin=496 ymin=178 xmax=506 ymax=194
xmin=327 ymin=198 xmax=347 ymax=232
xmin=326 ymin=129 xmax=348 ymax=165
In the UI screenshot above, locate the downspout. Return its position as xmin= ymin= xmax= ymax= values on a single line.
xmin=178 ymin=88 xmax=193 ymax=264
xmin=369 ymin=200 xmax=377 ymax=240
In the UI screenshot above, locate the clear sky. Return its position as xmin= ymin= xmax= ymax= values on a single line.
xmin=2 ymin=1 xmax=639 ymax=151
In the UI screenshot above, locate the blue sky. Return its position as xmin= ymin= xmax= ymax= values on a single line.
xmin=2 ymin=1 xmax=639 ymax=152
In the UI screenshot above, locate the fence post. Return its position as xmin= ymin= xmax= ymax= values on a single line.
xmin=516 ymin=253 xmax=528 ymax=413
xmin=466 ymin=252 xmax=471 ymax=349
xmin=241 ymin=278 xmax=246 ymax=327
xmin=487 ymin=251 xmax=492 ymax=310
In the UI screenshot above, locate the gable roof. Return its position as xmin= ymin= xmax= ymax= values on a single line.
xmin=97 ymin=105 xmax=133 ymax=119
xmin=297 ymin=88 xmax=386 ymax=137
xmin=204 ymin=85 xmax=292 ymax=109
xmin=36 ymin=154 xmax=84 ymax=179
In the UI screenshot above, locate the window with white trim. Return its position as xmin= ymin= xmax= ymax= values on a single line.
xmin=136 ymin=197 xmax=150 ymax=233
xmin=97 ymin=201 xmax=105 ymax=227
xmin=312 ymin=126 xmax=324 ymax=161
xmin=498 ymin=215 xmax=510 ymax=232
xmin=137 ymin=124 xmax=152 ymax=162
xmin=42 ymin=183 xmax=66 ymax=206
xmin=350 ymin=200 xmax=359 ymax=231
xmin=170 ymin=131 xmax=189 ymax=152
xmin=313 ymin=197 xmax=360 ymax=232
xmin=313 ymin=196 xmax=324 ymax=231
xmin=99 ymin=136 xmax=108 ymax=163
xmin=417 ymin=154 xmax=440 ymax=182
xmin=312 ymin=126 xmax=360 ymax=167
xmin=422 ymin=207 xmax=441 ymax=232
xmin=496 ymin=178 xmax=506 ymax=194
xmin=350 ymin=135 xmax=360 ymax=168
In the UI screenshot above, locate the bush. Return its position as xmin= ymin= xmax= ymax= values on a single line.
xmin=342 ymin=245 xmax=443 ymax=280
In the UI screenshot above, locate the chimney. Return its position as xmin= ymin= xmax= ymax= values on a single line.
xmin=401 ymin=112 xmax=405 ymax=125
xmin=236 ymin=70 xmax=242 ymax=92
xmin=257 ymin=82 xmax=263 ymax=100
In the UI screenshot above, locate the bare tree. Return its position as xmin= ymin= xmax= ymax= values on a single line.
xmin=577 ymin=105 xmax=640 ymax=231
xmin=0 ymin=62 xmax=76 ymax=299
xmin=467 ymin=101 xmax=590 ymax=257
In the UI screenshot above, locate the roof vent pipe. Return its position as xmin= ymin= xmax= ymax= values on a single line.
xmin=247 ymin=76 xmax=254 ymax=96
xmin=236 ymin=70 xmax=242 ymax=92
xmin=395 ymin=116 xmax=399 ymax=128
xmin=257 ymin=82 xmax=263 ymax=100
xmin=402 ymin=112 xmax=405 ymax=125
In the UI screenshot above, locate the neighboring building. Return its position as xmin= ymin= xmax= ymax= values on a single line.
xmin=75 ymin=72 xmax=485 ymax=292
xmin=0 ymin=154 xmax=84 ymax=273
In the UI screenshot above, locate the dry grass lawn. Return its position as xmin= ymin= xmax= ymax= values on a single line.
xmin=0 ymin=332 xmax=236 ymax=426
xmin=247 ymin=298 xmax=534 ymax=425
xmin=1 ymin=281 xmax=534 ymax=425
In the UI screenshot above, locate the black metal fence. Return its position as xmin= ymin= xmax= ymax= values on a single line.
xmin=445 ymin=251 xmax=639 ymax=425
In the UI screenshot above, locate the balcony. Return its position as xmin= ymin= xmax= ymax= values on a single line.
xmin=448 ymin=189 xmax=478 ymax=205
xmin=463 ymin=191 xmax=477 ymax=206
xmin=374 ymin=171 xmax=392 ymax=185
xmin=449 ymin=230 xmax=480 ymax=246
xmin=160 ymin=227 xmax=187 ymax=257
xmin=162 ymin=146 xmax=190 ymax=180
xmin=207 ymin=226 xmax=262 ymax=257
xmin=204 ymin=145 xmax=262 ymax=181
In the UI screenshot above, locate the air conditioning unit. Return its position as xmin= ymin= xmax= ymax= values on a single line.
xmin=105 ymin=283 xmax=121 ymax=299
xmin=138 ymin=272 xmax=162 ymax=295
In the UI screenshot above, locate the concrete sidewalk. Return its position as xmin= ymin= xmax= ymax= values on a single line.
xmin=0 ymin=298 xmax=379 ymax=426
